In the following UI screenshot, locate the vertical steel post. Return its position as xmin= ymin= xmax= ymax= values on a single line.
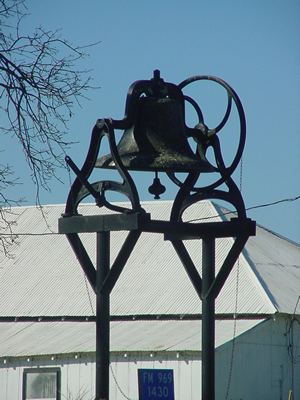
xmin=95 ymin=231 xmax=110 ymax=400
xmin=202 ymin=237 xmax=216 ymax=400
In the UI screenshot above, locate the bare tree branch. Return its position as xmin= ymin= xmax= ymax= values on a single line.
xmin=0 ymin=0 xmax=99 ymax=255
xmin=0 ymin=1 xmax=97 ymax=187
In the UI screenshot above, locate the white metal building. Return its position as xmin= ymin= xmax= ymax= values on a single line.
xmin=0 ymin=201 xmax=299 ymax=399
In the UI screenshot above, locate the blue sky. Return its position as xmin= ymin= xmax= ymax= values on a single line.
xmin=6 ymin=0 xmax=300 ymax=242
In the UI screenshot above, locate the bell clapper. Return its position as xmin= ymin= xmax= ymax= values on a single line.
xmin=148 ymin=171 xmax=166 ymax=200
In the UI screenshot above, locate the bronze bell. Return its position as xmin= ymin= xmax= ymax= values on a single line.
xmin=96 ymin=71 xmax=215 ymax=173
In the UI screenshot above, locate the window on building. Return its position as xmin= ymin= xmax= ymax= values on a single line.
xmin=23 ymin=368 xmax=61 ymax=400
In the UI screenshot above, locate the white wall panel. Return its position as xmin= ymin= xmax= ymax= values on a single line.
xmin=1 ymin=316 xmax=300 ymax=399
xmin=216 ymin=317 xmax=300 ymax=400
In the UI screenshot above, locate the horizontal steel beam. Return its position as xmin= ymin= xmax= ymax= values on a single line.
xmin=59 ymin=213 xmax=149 ymax=234
xmin=162 ymin=218 xmax=256 ymax=240
xmin=59 ymin=213 xmax=256 ymax=240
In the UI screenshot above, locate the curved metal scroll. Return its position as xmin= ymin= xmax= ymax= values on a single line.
xmin=64 ymin=119 xmax=143 ymax=216
xmin=169 ymin=75 xmax=247 ymax=222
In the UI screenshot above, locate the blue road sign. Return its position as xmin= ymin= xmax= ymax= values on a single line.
xmin=138 ymin=369 xmax=175 ymax=400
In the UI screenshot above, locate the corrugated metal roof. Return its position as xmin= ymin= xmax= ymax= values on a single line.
xmin=0 ymin=319 xmax=263 ymax=357
xmin=244 ymin=225 xmax=300 ymax=314
xmin=0 ymin=200 xmax=299 ymax=357
xmin=0 ymin=201 xmax=282 ymax=317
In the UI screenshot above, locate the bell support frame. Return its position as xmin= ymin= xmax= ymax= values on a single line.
xmin=59 ymin=71 xmax=255 ymax=400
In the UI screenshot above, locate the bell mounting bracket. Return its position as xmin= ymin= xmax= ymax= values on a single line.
xmin=63 ymin=70 xmax=247 ymax=220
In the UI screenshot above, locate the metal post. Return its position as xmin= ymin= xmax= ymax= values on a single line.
xmin=202 ymin=237 xmax=215 ymax=400
xmin=95 ymin=231 xmax=110 ymax=400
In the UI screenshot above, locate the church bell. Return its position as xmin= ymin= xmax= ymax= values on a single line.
xmin=96 ymin=71 xmax=215 ymax=173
